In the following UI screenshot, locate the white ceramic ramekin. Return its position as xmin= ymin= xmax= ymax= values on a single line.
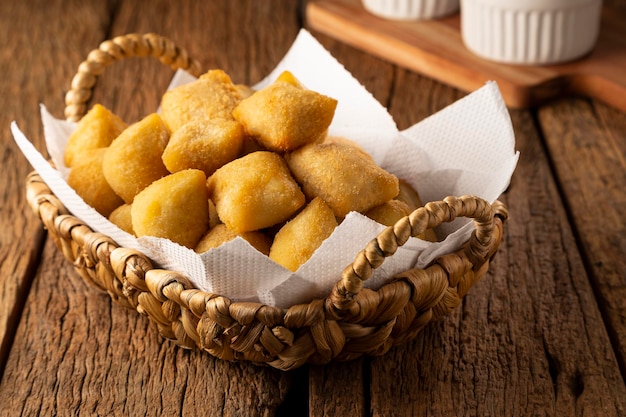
xmin=461 ymin=0 xmax=602 ymax=65
xmin=362 ymin=0 xmax=460 ymax=20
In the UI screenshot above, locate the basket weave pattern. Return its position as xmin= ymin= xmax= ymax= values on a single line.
xmin=26 ymin=33 xmax=508 ymax=370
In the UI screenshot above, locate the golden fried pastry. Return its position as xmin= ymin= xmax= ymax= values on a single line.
xmin=269 ymin=197 xmax=337 ymax=272
xmin=208 ymin=199 xmax=221 ymax=229
xmin=285 ymin=142 xmax=399 ymax=218
xmin=108 ymin=203 xmax=134 ymax=235
xmin=274 ymin=70 xmax=304 ymax=88
xmin=232 ymin=78 xmax=337 ymax=152
xmin=195 ymin=224 xmax=271 ymax=255
xmin=64 ymin=104 xmax=127 ymax=168
xmin=238 ymin=135 xmax=266 ymax=157
xmin=324 ymin=135 xmax=371 ymax=159
xmin=162 ymin=119 xmax=244 ymax=176
xmin=66 ymin=148 xmax=124 ymax=217
xmin=206 ymin=151 xmax=306 ymax=232
xmin=160 ymin=69 xmax=243 ymax=132
xmin=364 ymin=199 xmax=411 ymax=227
xmin=102 ymin=113 xmax=170 ymax=203
xmin=396 ymin=179 xmax=423 ymax=212
xmin=235 ymin=84 xmax=255 ymax=99
xmin=131 ymin=169 xmax=209 ymax=249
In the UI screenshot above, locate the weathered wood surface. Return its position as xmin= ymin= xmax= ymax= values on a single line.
xmin=539 ymin=98 xmax=626 ymax=378
xmin=0 ymin=0 xmax=624 ymax=416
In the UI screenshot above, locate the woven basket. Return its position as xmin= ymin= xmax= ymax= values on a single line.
xmin=26 ymin=33 xmax=508 ymax=371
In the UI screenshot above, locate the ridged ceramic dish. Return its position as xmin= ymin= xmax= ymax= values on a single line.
xmin=461 ymin=0 xmax=602 ymax=65
xmin=362 ymin=0 xmax=460 ymax=20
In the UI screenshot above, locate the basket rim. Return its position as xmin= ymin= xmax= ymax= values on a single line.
xmin=26 ymin=168 xmax=507 ymax=369
xmin=28 ymin=32 xmax=510 ymax=369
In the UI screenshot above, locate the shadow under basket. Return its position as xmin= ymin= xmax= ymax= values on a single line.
xmin=25 ymin=33 xmax=509 ymax=371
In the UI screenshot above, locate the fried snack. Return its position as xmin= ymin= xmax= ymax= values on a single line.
xmin=64 ymin=104 xmax=127 ymax=168
xmin=102 ymin=113 xmax=170 ymax=203
xmin=207 ymin=151 xmax=306 ymax=232
xmin=195 ymin=224 xmax=271 ymax=255
xmin=324 ymin=135 xmax=372 ymax=159
xmin=239 ymin=135 xmax=266 ymax=157
xmin=162 ymin=118 xmax=244 ymax=176
xmin=364 ymin=199 xmax=411 ymax=227
xmin=208 ymin=199 xmax=221 ymax=229
xmin=232 ymin=78 xmax=337 ymax=152
xmin=396 ymin=179 xmax=423 ymax=212
xmin=274 ymin=70 xmax=304 ymax=88
xmin=235 ymin=84 xmax=255 ymax=99
xmin=131 ymin=169 xmax=209 ymax=249
xmin=108 ymin=203 xmax=134 ymax=235
xmin=394 ymin=179 xmax=438 ymax=242
xmin=160 ymin=69 xmax=243 ymax=132
xmin=285 ymin=142 xmax=399 ymax=218
xmin=66 ymin=148 xmax=124 ymax=217
xmin=269 ymin=197 xmax=337 ymax=272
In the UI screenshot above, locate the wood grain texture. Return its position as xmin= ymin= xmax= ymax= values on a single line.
xmin=363 ymin=107 xmax=626 ymax=416
xmin=2 ymin=238 xmax=291 ymax=416
xmin=539 ymin=98 xmax=626 ymax=377
xmin=0 ymin=0 xmax=116 ymax=374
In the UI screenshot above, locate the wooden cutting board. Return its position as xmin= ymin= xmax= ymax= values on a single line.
xmin=306 ymin=0 xmax=626 ymax=111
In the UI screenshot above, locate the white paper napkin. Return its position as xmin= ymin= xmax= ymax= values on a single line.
xmin=12 ymin=29 xmax=519 ymax=309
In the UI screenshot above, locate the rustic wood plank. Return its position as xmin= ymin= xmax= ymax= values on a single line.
xmin=2 ymin=238 xmax=292 ymax=416
xmin=1 ymin=1 xmax=302 ymax=416
xmin=363 ymin=104 xmax=626 ymax=415
xmin=309 ymin=360 xmax=366 ymax=416
xmin=0 ymin=0 xmax=116 ymax=374
xmin=539 ymin=98 xmax=626 ymax=376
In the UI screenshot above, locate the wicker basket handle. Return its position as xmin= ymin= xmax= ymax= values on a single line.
xmin=329 ymin=195 xmax=506 ymax=314
xmin=64 ymin=33 xmax=202 ymax=122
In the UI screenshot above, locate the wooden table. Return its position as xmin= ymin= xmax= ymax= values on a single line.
xmin=1 ymin=1 xmax=625 ymax=415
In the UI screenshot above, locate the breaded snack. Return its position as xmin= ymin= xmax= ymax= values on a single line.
xmin=208 ymin=199 xmax=221 ymax=229
xmin=232 ymin=78 xmax=337 ymax=152
xmin=162 ymin=119 xmax=244 ymax=176
xmin=324 ymin=135 xmax=371 ymax=159
xmin=67 ymin=148 xmax=124 ymax=217
xmin=285 ymin=142 xmax=399 ymax=218
xmin=195 ymin=224 xmax=271 ymax=255
xmin=396 ymin=179 xmax=423 ymax=212
xmin=64 ymin=104 xmax=127 ymax=168
xmin=274 ymin=70 xmax=304 ymax=88
xmin=160 ymin=69 xmax=243 ymax=132
xmin=239 ymin=135 xmax=266 ymax=157
xmin=131 ymin=169 xmax=209 ymax=249
xmin=235 ymin=84 xmax=255 ymax=99
xmin=365 ymin=199 xmax=411 ymax=227
xmin=269 ymin=197 xmax=337 ymax=272
xmin=102 ymin=113 xmax=170 ymax=203
xmin=108 ymin=203 xmax=134 ymax=235
xmin=207 ymin=151 xmax=305 ymax=232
